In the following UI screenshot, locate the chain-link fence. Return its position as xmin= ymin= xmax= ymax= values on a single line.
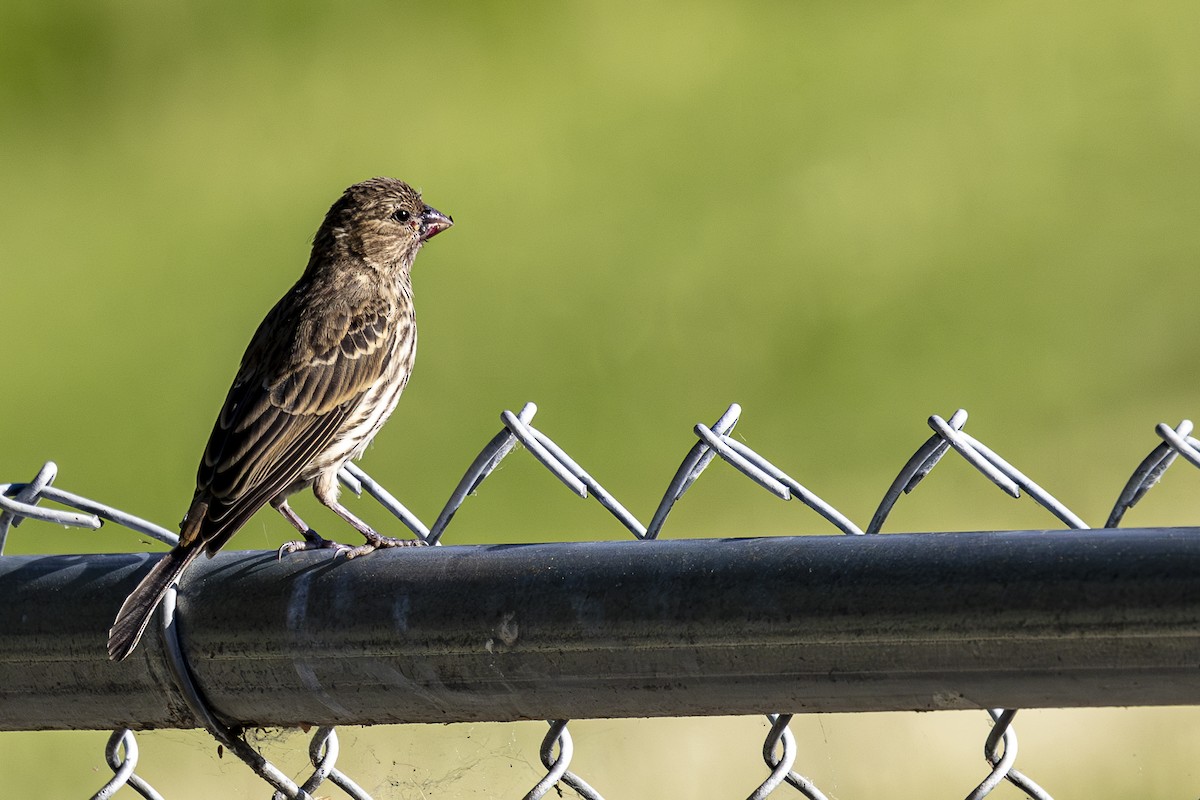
xmin=2 ymin=403 xmax=1199 ymax=799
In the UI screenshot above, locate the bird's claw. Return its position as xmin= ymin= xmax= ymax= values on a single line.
xmin=277 ymin=532 xmax=354 ymax=560
xmin=343 ymin=531 xmax=428 ymax=559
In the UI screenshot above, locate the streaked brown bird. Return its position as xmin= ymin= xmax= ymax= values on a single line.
xmin=108 ymin=177 xmax=452 ymax=661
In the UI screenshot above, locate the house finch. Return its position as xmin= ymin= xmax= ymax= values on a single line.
xmin=108 ymin=177 xmax=452 ymax=661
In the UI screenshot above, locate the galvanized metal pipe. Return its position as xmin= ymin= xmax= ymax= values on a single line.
xmin=1 ymin=528 xmax=1198 ymax=732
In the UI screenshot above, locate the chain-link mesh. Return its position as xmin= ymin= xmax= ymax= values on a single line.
xmin=3 ymin=402 xmax=1198 ymax=799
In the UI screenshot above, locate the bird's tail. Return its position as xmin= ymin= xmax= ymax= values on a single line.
xmin=108 ymin=544 xmax=203 ymax=661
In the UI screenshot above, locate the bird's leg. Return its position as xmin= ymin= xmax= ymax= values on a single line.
xmin=272 ymin=497 xmax=352 ymax=558
xmin=313 ymin=479 xmax=425 ymax=559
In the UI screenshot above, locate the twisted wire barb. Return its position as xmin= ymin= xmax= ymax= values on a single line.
xmin=0 ymin=462 xmax=66 ymax=553
xmin=0 ymin=461 xmax=178 ymax=551
xmin=869 ymin=409 xmax=970 ymax=533
xmin=871 ymin=410 xmax=1091 ymax=799
xmin=426 ymin=402 xmax=539 ymax=543
xmin=870 ymin=411 xmax=1087 ymax=533
xmin=1108 ymin=420 xmax=1199 ymax=526
xmin=718 ymin=436 xmax=863 ymax=535
xmin=645 ymin=404 xmax=743 ymax=538
xmin=505 ymin=408 xmax=645 ymax=537
xmin=90 ymin=729 xmax=165 ymax=800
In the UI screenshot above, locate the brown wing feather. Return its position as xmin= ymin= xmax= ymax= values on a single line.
xmin=181 ymin=284 xmax=396 ymax=550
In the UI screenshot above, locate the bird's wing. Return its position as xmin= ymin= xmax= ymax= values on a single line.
xmin=182 ymin=287 xmax=399 ymax=550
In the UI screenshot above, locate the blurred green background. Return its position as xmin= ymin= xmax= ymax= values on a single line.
xmin=3 ymin=0 xmax=1200 ymax=797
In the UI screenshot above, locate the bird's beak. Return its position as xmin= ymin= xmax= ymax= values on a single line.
xmin=419 ymin=205 xmax=453 ymax=241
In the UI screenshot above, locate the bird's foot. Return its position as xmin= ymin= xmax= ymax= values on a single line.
xmin=342 ymin=529 xmax=428 ymax=560
xmin=277 ymin=530 xmax=354 ymax=559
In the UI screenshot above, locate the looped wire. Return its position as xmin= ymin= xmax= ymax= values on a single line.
xmin=290 ymin=727 xmax=373 ymax=800
xmin=964 ymin=710 xmax=1053 ymax=800
xmin=524 ymin=720 xmax=604 ymax=800
xmin=747 ymin=714 xmax=829 ymax=800
xmin=90 ymin=728 xmax=165 ymax=800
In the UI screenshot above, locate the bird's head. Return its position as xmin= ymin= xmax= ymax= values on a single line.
xmin=313 ymin=177 xmax=453 ymax=272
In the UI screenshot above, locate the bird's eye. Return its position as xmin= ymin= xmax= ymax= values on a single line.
xmin=392 ymin=209 xmax=412 ymax=223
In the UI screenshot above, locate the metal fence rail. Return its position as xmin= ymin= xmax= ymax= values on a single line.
xmin=2 ymin=402 xmax=1200 ymax=800
xmin=3 ymin=530 xmax=1200 ymax=731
